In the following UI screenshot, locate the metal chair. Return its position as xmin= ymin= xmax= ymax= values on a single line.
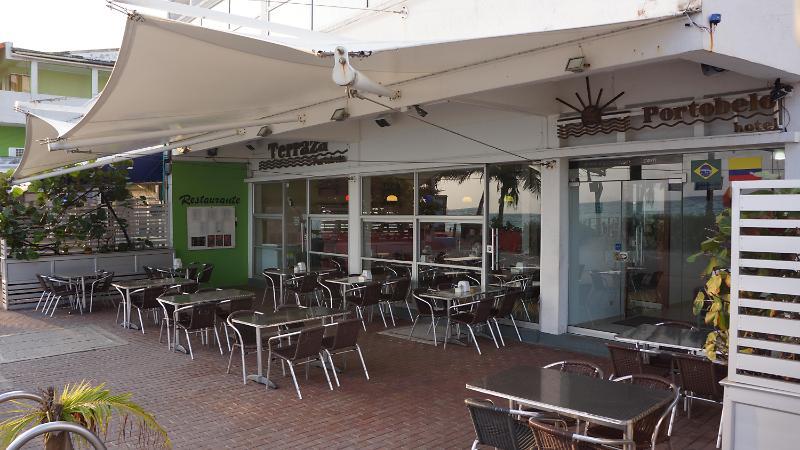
xmin=261 ymin=269 xmax=282 ymax=311
xmin=285 ymin=273 xmax=322 ymax=308
xmin=528 ymin=417 xmax=633 ymax=450
xmin=88 ymin=272 xmax=115 ymax=312
xmin=445 ymin=296 xmax=499 ymax=355
xmin=586 ymin=374 xmax=680 ymax=449
xmin=42 ymin=276 xmax=79 ymax=317
xmin=322 ymin=319 xmax=369 ymax=387
xmin=196 ymin=263 xmax=214 ymax=284
xmin=489 ymin=288 xmax=523 ymax=345
xmin=216 ymin=296 xmax=254 ymax=352
xmin=543 ymin=360 xmax=605 ymax=379
xmin=344 ymin=281 xmax=384 ymax=330
xmin=174 ymin=302 xmax=224 ymax=360
xmin=655 ymin=321 xmax=697 ymax=330
xmin=34 ymin=274 xmax=52 ymax=311
xmin=673 ymin=354 xmax=724 ymax=448
xmin=142 ymin=265 xmax=156 ymax=279
xmin=464 ymin=398 xmax=541 ymax=450
xmin=225 ymin=309 xmax=264 ymax=384
xmin=606 ymin=342 xmax=645 ymax=379
xmin=129 ymin=286 xmax=163 ymax=334
xmin=379 ymin=276 xmax=412 ymax=325
xmin=266 ymin=325 xmax=333 ymax=399
xmin=408 ymin=288 xmax=448 ymax=345
xmin=318 ymin=273 xmax=345 ymax=309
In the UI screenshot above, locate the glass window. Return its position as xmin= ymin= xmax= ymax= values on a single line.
xmin=418 ymin=168 xmax=484 ymax=215
xmin=254 ymin=183 xmax=283 ymax=214
xmin=362 ymin=221 xmax=413 ymax=261
xmin=309 ymin=219 xmax=348 ymax=254
xmin=310 ymin=177 xmax=348 ymax=214
xmin=253 ymin=218 xmax=282 ymax=271
xmin=489 ymin=164 xmax=542 ymax=271
xmin=362 ymin=173 xmax=414 ymax=215
xmin=310 ymin=254 xmax=347 ymax=273
xmin=418 ymin=222 xmax=483 ymax=267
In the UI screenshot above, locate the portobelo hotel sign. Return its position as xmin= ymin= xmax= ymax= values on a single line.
xmin=257 ymin=141 xmax=348 ymax=170
xmin=556 ymin=78 xmax=780 ymax=139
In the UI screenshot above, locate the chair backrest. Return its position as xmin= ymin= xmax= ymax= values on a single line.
xmin=227 ymin=309 xmax=259 ymax=346
xmin=527 ymin=418 xmax=574 ymax=450
xmin=197 ymin=264 xmax=214 ymax=283
xmin=36 ymin=274 xmax=50 ymax=291
xmin=495 ymin=289 xmax=522 ymax=317
xmin=464 ymin=398 xmax=535 ymax=450
xmin=139 ymin=286 xmax=164 ymax=309
xmin=297 ymin=273 xmax=319 ymax=293
xmin=318 ymin=275 xmax=343 ymax=300
xmin=97 ymin=272 xmax=114 ymax=292
xmin=185 ymin=265 xmax=200 ymax=281
xmin=327 ymin=319 xmax=362 ymax=350
xmin=412 ymin=288 xmax=438 ymax=316
xmin=606 ymin=342 xmax=643 ymax=378
xmin=359 ymin=282 xmax=382 ymax=306
xmin=613 ymin=374 xmax=677 ymax=447
xmin=672 ymin=354 xmax=723 ymax=399
xmin=292 ymin=325 xmax=326 ymax=360
xmin=543 ymin=360 xmax=605 ymax=379
xmin=187 ymin=302 xmax=217 ymax=330
xmin=388 ymin=277 xmax=411 ymax=302
xmin=655 ymin=321 xmax=696 ymax=330
xmin=142 ymin=266 xmax=156 ymax=279
xmin=228 ymin=296 xmax=254 ymax=314
xmin=471 ymin=298 xmax=495 ymax=323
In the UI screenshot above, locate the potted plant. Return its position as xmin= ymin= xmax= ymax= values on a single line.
xmin=0 ymin=381 xmax=171 ymax=449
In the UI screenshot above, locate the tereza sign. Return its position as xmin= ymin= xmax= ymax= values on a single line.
xmin=256 ymin=141 xmax=348 ymax=170
xmin=556 ymin=81 xmax=781 ymax=139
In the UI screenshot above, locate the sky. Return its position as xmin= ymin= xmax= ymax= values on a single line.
xmin=0 ymin=0 xmax=164 ymax=51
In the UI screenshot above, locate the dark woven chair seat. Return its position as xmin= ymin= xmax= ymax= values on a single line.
xmin=451 ymin=312 xmax=475 ymax=323
xmin=584 ymin=424 xmax=669 ymax=449
xmin=272 ymin=343 xmax=299 ymax=360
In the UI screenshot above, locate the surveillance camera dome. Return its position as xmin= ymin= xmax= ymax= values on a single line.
xmin=374 ymin=114 xmax=392 ymax=127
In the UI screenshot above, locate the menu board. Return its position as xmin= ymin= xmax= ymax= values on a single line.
xmin=187 ymin=206 xmax=236 ymax=250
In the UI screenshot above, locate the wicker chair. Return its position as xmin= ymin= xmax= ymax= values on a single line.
xmin=586 ymin=374 xmax=680 ymax=450
xmin=216 ymin=296 xmax=254 ymax=352
xmin=285 ymin=273 xmax=322 ymax=308
xmin=225 ymin=310 xmax=265 ymax=384
xmin=129 ymin=286 xmax=163 ymax=334
xmin=318 ymin=273 xmax=345 ymax=309
xmin=489 ymin=289 xmax=524 ymax=345
xmin=34 ymin=274 xmax=52 ymax=312
xmin=672 ymin=354 xmax=724 ymax=448
xmin=445 ymin=296 xmax=499 ymax=355
xmin=528 ymin=417 xmax=633 ymax=450
xmin=543 ymin=360 xmax=605 ymax=379
xmin=464 ymin=398 xmax=538 ymax=450
xmin=344 ymin=281 xmax=384 ymax=330
xmin=322 ymin=319 xmax=369 ymax=387
xmin=606 ymin=342 xmax=644 ymax=379
xmin=174 ymin=302 xmax=224 ymax=360
xmin=266 ymin=325 xmax=333 ymax=399
xmin=379 ymin=277 xmax=412 ymax=325
xmin=262 ymin=269 xmax=282 ymax=311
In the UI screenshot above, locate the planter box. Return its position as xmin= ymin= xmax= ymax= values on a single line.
xmin=1 ymin=248 xmax=174 ymax=310
xmin=722 ymin=379 xmax=800 ymax=450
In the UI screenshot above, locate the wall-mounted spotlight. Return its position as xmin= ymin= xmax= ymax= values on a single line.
xmin=331 ymin=107 xmax=350 ymax=121
xmin=770 ymin=78 xmax=793 ymax=102
xmin=206 ymin=147 xmax=218 ymax=157
xmin=413 ymin=104 xmax=428 ymax=117
xmin=257 ymin=126 xmax=272 ymax=137
xmin=245 ymin=144 xmax=256 ymax=151
xmin=374 ymin=114 xmax=392 ymax=127
xmin=565 ymin=56 xmax=589 ymax=73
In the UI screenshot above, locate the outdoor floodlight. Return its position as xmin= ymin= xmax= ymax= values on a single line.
xmin=331 ymin=107 xmax=350 ymax=121
xmin=565 ymin=56 xmax=588 ymax=73
xmin=257 ymin=126 xmax=272 ymax=137
xmin=413 ymin=104 xmax=428 ymax=117
xmin=374 ymin=114 xmax=392 ymax=127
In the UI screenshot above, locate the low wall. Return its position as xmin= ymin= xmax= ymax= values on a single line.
xmin=722 ymin=379 xmax=800 ymax=450
xmin=1 ymin=248 xmax=174 ymax=310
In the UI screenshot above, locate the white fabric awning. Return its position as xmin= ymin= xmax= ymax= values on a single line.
xmin=13 ymin=6 xmax=689 ymax=181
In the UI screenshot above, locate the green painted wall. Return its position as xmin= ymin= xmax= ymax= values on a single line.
xmin=0 ymin=126 xmax=25 ymax=157
xmin=171 ymin=161 xmax=249 ymax=287
xmin=39 ymin=65 xmax=92 ymax=98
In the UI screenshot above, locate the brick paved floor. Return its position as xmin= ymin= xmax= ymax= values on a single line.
xmin=0 ymin=296 xmax=722 ymax=449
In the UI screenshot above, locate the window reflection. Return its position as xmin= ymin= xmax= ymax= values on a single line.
xmin=362 ymin=173 xmax=414 ymax=215
xmin=362 ymin=221 xmax=413 ymax=261
xmin=419 ymin=222 xmax=483 ymax=266
xmin=418 ymin=169 xmax=484 ymax=215
xmin=254 ymin=183 xmax=282 ymax=214
xmin=310 ymin=178 xmax=348 ymax=214
xmin=309 ymin=219 xmax=348 ymax=254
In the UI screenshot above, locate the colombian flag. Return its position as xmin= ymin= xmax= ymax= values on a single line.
xmin=728 ymin=157 xmax=762 ymax=181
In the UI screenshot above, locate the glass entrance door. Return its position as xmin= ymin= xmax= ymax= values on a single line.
xmin=568 ymin=176 xmax=680 ymax=332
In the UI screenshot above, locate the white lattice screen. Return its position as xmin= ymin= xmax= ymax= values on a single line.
xmin=729 ymin=180 xmax=800 ymax=393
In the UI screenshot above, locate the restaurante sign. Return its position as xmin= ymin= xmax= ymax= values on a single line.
xmin=257 ymin=141 xmax=348 ymax=170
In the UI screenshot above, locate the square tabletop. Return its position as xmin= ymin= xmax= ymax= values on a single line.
xmin=112 ymin=277 xmax=196 ymax=290
xmin=231 ymin=307 xmax=350 ymax=329
xmin=421 ymin=285 xmax=502 ymax=300
xmin=615 ymin=324 xmax=707 ymax=352
xmin=158 ymin=288 xmax=255 ymax=307
xmin=466 ymin=366 xmax=673 ymax=426
xmin=327 ymin=274 xmax=394 ymax=285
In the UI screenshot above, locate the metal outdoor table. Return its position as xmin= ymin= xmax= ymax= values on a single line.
xmin=112 ymin=277 xmax=196 ymax=330
xmin=230 ymin=307 xmax=351 ymax=389
xmin=53 ymin=272 xmax=100 ymax=312
xmin=158 ymin=288 xmax=255 ymax=353
xmin=420 ymin=285 xmax=502 ymax=345
xmin=262 ymin=268 xmax=312 ymax=309
xmin=466 ymin=365 xmax=673 ymax=450
xmin=615 ymin=324 xmax=707 ymax=355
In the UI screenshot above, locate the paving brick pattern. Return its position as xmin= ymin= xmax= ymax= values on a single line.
xmin=0 ymin=296 xmax=722 ymax=449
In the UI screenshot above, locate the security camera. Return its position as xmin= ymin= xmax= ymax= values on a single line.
xmin=374 ymin=114 xmax=392 ymax=127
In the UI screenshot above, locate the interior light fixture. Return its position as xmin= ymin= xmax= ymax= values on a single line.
xmin=774 ymin=149 xmax=786 ymax=160
xmin=565 ymin=56 xmax=588 ymax=73
xmin=331 ymin=107 xmax=350 ymax=121
xmin=413 ymin=104 xmax=428 ymax=117
xmin=462 ymin=196 xmax=473 ymax=204
xmin=386 ymin=194 xmax=398 ymax=202
xmin=257 ymin=126 xmax=272 ymax=137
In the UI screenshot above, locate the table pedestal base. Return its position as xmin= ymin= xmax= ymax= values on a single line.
xmin=247 ymin=374 xmax=277 ymax=389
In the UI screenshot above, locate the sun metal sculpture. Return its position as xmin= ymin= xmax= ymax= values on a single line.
xmin=556 ymin=77 xmax=625 ymax=127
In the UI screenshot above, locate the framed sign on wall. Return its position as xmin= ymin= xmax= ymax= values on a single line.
xmin=187 ymin=206 xmax=236 ymax=250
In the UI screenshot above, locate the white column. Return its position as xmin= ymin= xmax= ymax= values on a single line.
xmin=539 ymin=158 xmax=569 ymax=334
xmin=348 ymin=174 xmax=362 ymax=275
xmin=785 ymin=143 xmax=800 ymax=179
xmin=29 ymin=61 xmax=38 ymax=95
xmin=91 ymin=68 xmax=99 ymax=96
